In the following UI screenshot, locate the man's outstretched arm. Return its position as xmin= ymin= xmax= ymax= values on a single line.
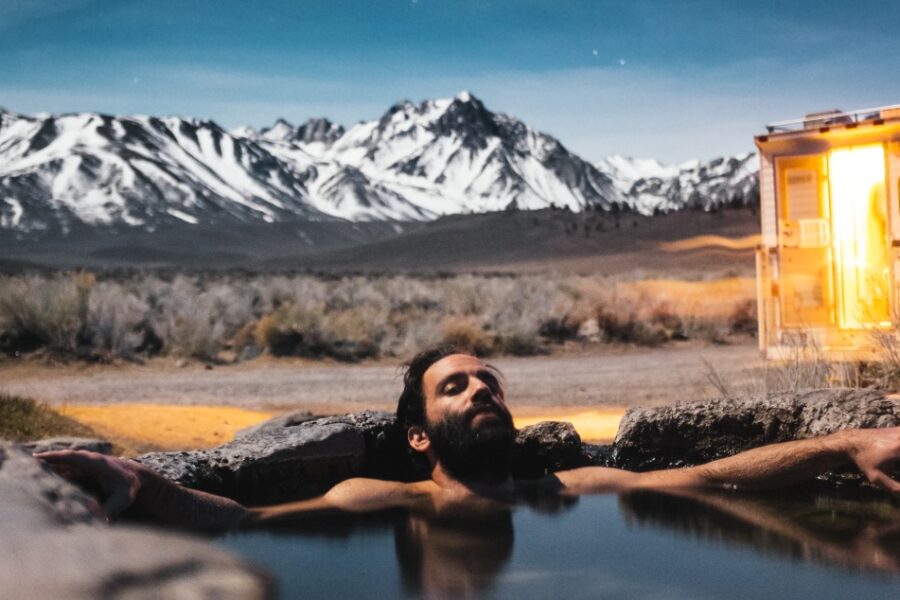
xmin=36 ymin=450 xmax=249 ymax=531
xmin=36 ymin=450 xmax=426 ymax=530
xmin=554 ymin=426 xmax=900 ymax=495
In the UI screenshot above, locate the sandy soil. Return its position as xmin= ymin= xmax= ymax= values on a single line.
xmin=56 ymin=404 xmax=274 ymax=454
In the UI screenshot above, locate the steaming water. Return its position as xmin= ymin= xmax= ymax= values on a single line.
xmin=216 ymin=492 xmax=900 ymax=599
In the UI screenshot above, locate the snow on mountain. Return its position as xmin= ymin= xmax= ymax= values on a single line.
xmin=0 ymin=95 xmax=759 ymax=234
xmin=0 ymin=108 xmax=326 ymax=233
xmin=254 ymin=91 xmax=627 ymax=220
xmin=597 ymin=152 xmax=758 ymax=215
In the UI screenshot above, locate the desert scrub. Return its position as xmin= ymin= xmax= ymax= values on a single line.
xmin=0 ymin=272 xmax=758 ymax=361
xmin=0 ymin=393 xmax=99 ymax=442
xmin=0 ymin=273 xmax=93 ymax=355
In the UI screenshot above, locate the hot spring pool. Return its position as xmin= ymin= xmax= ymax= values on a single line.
xmin=215 ymin=491 xmax=900 ymax=599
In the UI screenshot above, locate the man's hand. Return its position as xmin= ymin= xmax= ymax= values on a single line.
xmin=35 ymin=450 xmax=143 ymax=520
xmin=843 ymin=426 xmax=900 ymax=494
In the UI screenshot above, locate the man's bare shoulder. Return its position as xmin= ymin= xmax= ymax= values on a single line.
xmin=326 ymin=477 xmax=437 ymax=507
xmin=250 ymin=478 xmax=437 ymax=524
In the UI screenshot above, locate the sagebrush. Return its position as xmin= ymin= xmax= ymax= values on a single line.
xmin=0 ymin=272 xmax=756 ymax=361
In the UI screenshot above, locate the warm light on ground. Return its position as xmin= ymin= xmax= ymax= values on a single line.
xmin=618 ymin=277 xmax=755 ymax=318
xmin=514 ymin=409 xmax=626 ymax=443
xmin=659 ymin=234 xmax=762 ymax=252
xmin=57 ymin=404 xmax=274 ymax=455
xmin=57 ymin=403 xmax=626 ymax=455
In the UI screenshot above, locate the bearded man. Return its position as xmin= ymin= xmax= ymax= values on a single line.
xmin=37 ymin=346 xmax=900 ymax=530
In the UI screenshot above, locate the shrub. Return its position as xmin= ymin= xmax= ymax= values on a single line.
xmin=441 ymin=316 xmax=495 ymax=356
xmin=0 ymin=275 xmax=89 ymax=355
xmin=0 ymin=272 xmax=756 ymax=361
xmin=728 ymin=300 xmax=758 ymax=336
xmin=0 ymin=393 xmax=98 ymax=441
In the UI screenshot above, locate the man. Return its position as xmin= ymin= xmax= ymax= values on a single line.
xmin=37 ymin=346 xmax=900 ymax=531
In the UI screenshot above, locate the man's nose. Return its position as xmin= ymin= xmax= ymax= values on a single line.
xmin=470 ymin=379 xmax=494 ymax=403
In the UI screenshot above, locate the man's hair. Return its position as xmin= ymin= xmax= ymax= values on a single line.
xmin=396 ymin=345 xmax=463 ymax=432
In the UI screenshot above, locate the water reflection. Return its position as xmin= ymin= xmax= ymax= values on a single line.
xmin=394 ymin=507 xmax=514 ymax=598
xmin=619 ymin=489 xmax=900 ymax=575
xmin=236 ymin=490 xmax=900 ymax=598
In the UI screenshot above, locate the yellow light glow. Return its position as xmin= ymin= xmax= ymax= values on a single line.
xmin=828 ymin=144 xmax=890 ymax=329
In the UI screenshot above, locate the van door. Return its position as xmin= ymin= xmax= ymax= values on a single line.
xmin=775 ymin=154 xmax=834 ymax=328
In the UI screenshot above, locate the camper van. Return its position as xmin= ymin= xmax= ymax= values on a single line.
xmin=755 ymin=105 xmax=900 ymax=359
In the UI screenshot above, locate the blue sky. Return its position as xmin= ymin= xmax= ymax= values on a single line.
xmin=2 ymin=0 xmax=900 ymax=162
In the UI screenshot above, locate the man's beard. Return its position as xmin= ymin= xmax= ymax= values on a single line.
xmin=425 ymin=407 xmax=515 ymax=483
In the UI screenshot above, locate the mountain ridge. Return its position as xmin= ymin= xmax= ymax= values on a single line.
xmin=0 ymin=93 xmax=759 ymax=236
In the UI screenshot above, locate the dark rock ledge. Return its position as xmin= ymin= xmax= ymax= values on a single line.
xmin=613 ymin=388 xmax=900 ymax=471
xmin=0 ymin=441 xmax=273 ymax=600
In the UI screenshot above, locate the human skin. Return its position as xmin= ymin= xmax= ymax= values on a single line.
xmin=36 ymin=355 xmax=900 ymax=531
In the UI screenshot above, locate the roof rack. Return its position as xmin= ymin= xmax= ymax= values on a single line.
xmin=765 ymin=104 xmax=900 ymax=133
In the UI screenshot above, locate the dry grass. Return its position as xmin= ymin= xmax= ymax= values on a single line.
xmin=703 ymin=334 xmax=880 ymax=400
xmin=0 ymin=272 xmax=758 ymax=363
xmin=0 ymin=393 xmax=100 ymax=442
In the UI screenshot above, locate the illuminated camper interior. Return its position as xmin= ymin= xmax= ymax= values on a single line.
xmin=828 ymin=144 xmax=890 ymax=330
xmin=756 ymin=104 xmax=900 ymax=358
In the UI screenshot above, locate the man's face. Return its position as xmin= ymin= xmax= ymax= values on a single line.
xmin=417 ymin=354 xmax=516 ymax=480
xmin=421 ymin=354 xmax=513 ymax=434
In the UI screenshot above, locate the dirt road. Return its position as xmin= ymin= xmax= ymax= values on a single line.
xmin=1 ymin=342 xmax=761 ymax=415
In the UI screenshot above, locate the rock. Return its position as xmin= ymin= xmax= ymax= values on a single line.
xmin=21 ymin=437 xmax=114 ymax=455
xmin=512 ymin=421 xmax=587 ymax=478
xmin=237 ymin=345 xmax=264 ymax=362
xmin=577 ymin=318 xmax=601 ymax=342
xmin=137 ymin=419 xmax=371 ymax=504
xmin=232 ymin=410 xmax=409 ymax=482
xmin=236 ymin=410 xmax=319 ymax=437
xmin=0 ymin=441 xmax=100 ymax=526
xmin=295 ymin=411 xmax=408 ymax=481
xmin=582 ymin=443 xmax=616 ymax=467
xmin=613 ymin=388 xmax=900 ymax=471
xmin=0 ymin=441 xmax=271 ymax=600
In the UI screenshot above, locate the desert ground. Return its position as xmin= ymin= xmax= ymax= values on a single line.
xmin=0 ymin=340 xmax=761 ymax=451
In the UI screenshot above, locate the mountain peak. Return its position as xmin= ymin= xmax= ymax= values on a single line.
xmin=260 ymin=118 xmax=297 ymax=142
xmin=296 ymin=117 xmax=345 ymax=144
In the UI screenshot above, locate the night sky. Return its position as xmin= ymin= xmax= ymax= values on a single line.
xmin=3 ymin=0 xmax=899 ymax=161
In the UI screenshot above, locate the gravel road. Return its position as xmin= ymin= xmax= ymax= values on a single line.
xmin=1 ymin=342 xmax=762 ymax=414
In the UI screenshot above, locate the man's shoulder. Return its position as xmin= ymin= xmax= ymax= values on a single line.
xmin=324 ymin=477 xmax=437 ymax=510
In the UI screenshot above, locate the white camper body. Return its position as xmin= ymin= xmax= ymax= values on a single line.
xmin=756 ymin=105 xmax=900 ymax=360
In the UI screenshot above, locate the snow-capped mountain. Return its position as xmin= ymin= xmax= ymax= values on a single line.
xmin=240 ymin=91 xmax=627 ymax=221
xmin=598 ymin=153 xmax=759 ymax=214
xmin=0 ymin=110 xmax=326 ymax=233
xmin=0 ymin=93 xmax=759 ymax=234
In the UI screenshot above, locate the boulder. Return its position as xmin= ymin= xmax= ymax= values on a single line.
xmin=511 ymin=421 xmax=587 ymax=478
xmin=613 ymin=388 xmax=900 ymax=471
xmin=0 ymin=441 xmax=271 ymax=600
xmin=236 ymin=410 xmax=318 ymax=437
xmin=137 ymin=420 xmax=368 ymax=505
xmin=21 ymin=437 xmax=114 ymax=455
xmin=236 ymin=411 xmax=404 ymax=481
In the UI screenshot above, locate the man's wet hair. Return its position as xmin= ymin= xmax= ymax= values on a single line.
xmin=396 ymin=344 xmax=463 ymax=432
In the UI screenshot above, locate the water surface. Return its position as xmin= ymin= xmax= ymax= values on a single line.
xmin=216 ymin=490 xmax=900 ymax=599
